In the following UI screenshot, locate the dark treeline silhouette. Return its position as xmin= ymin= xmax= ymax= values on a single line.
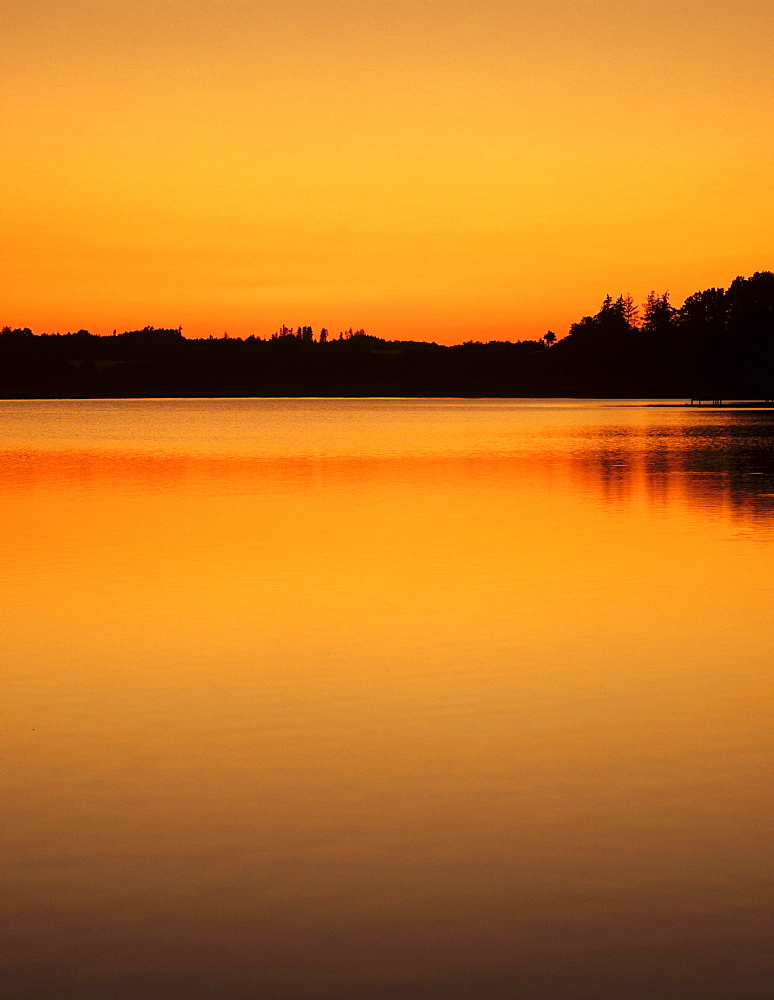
xmin=2 ymin=272 xmax=772 ymax=398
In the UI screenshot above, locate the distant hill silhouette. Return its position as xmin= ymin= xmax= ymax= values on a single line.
xmin=2 ymin=272 xmax=772 ymax=398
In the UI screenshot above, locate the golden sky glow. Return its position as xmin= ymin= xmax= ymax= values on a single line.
xmin=3 ymin=0 xmax=772 ymax=342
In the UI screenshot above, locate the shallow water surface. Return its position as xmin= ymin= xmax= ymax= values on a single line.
xmin=2 ymin=399 xmax=774 ymax=999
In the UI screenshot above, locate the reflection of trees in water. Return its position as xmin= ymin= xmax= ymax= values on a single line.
xmin=3 ymin=413 xmax=773 ymax=527
xmin=575 ymin=416 xmax=774 ymax=524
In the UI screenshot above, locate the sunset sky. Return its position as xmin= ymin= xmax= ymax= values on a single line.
xmin=3 ymin=0 xmax=772 ymax=343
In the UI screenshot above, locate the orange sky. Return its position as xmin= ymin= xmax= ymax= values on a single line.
xmin=2 ymin=0 xmax=772 ymax=343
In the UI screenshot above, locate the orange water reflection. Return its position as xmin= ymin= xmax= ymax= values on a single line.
xmin=2 ymin=402 xmax=774 ymax=999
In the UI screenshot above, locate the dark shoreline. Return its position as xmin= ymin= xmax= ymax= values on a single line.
xmin=0 ymin=393 xmax=686 ymax=402
xmin=3 ymin=390 xmax=774 ymax=405
xmin=3 ymin=270 xmax=772 ymax=400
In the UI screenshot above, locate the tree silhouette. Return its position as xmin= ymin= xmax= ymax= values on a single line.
xmin=621 ymin=294 xmax=639 ymax=328
xmin=2 ymin=271 xmax=772 ymax=399
xmin=641 ymin=292 xmax=674 ymax=335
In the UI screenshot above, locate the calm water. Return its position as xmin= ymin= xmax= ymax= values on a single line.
xmin=2 ymin=399 xmax=774 ymax=1000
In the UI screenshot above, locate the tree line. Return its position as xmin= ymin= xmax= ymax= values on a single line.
xmin=2 ymin=271 xmax=772 ymax=398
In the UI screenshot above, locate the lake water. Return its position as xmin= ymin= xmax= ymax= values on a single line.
xmin=2 ymin=398 xmax=773 ymax=1000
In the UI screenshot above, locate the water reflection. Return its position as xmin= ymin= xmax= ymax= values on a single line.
xmin=2 ymin=400 xmax=773 ymax=1000
xmin=570 ymin=417 xmax=774 ymax=523
xmin=2 ymin=406 xmax=774 ymax=525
